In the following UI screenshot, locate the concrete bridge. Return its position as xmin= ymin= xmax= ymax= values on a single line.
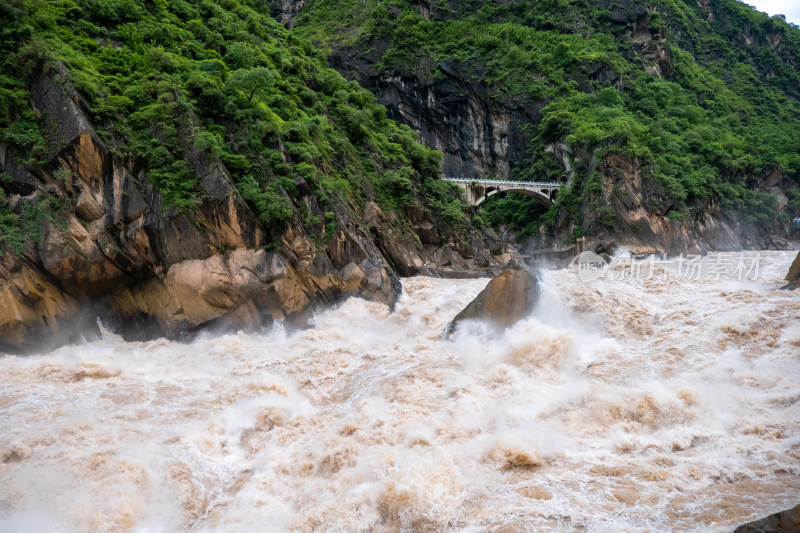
xmin=442 ymin=177 xmax=564 ymax=207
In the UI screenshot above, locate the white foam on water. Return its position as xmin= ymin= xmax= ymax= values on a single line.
xmin=1 ymin=253 xmax=799 ymax=532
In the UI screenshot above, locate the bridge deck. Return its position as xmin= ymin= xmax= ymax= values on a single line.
xmin=442 ymin=177 xmax=563 ymax=188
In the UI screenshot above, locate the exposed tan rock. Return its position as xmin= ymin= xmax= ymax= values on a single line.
xmin=60 ymin=131 xmax=105 ymax=185
xmin=202 ymin=195 xmax=264 ymax=249
xmin=226 ymin=248 xmax=309 ymax=321
xmin=445 ymin=269 xmax=540 ymax=336
xmin=167 ymin=255 xmax=242 ymax=323
xmin=525 ymin=148 xmax=797 ymax=254
xmin=0 ymin=263 xmax=80 ymax=349
xmin=40 ymin=219 xmax=127 ymax=297
xmin=404 ymin=205 xmax=440 ymax=244
xmin=338 ymin=262 xmax=366 ymax=292
xmin=598 ymin=153 xmax=705 ymax=255
xmin=75 ymin=188 xmax=105 ymax=221
xmin=785 ymin=251 xmax=800 ymax=283
xmin=109 ymin=250 xmax=309 ymax=330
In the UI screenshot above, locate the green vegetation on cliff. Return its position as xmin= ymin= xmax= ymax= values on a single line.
xmin=0 ymin=0 xmax=472 ymax=254
xmin=2 ymin=0 xmax=799 ymax=253
xmin=293 ymin=0 xmax=800 ymax=237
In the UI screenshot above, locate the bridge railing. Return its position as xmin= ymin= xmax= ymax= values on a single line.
xmin=441 ymin=177 xmax=563 ymax=188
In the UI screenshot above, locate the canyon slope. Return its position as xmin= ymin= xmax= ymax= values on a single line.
xmin=2 ymin=0 xmax=800 ymax=350
xmin=286 ymin=0 xmax=800 ymax=253
xmin=0 ymin=0 xmax=512 ymax=352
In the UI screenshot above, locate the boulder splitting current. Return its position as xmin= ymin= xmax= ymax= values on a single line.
xmin=445 ymin=268 xmax=540 ymax=337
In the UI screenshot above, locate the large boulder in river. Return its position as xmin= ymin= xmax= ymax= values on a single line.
xmin=445 ymin=268 xmax=539 ymax=336
xmin=733 ymin=503 xmax=800 ymax=532
xmin=785 ymin=251 xmax=800 ymax=283
xmin=781 ymin=251 xmax=800 ymax=290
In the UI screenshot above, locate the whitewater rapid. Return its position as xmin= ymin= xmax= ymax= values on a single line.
xmin=1 ymin=251 xmax=798 ymax=532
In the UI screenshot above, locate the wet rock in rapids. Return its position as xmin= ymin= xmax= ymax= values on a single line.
xmin=781 ymin=251 xmax=800 ymax=290
xmin=444 ymin=268 xmax=539 ymax=337
xmin=733 ymin=503 xmax=800 ymax=532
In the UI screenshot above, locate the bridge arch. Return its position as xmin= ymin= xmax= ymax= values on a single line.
xmin=478 ymin=187 xmax=554 ymax=208
xmin=441 ymin=177 xmax=563 ymax=208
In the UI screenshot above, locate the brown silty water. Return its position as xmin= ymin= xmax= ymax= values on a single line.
xmin=0 ymin=251 xmax=798 ymax=532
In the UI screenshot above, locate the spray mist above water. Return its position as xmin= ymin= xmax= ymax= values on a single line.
xmin=0 ymin=251 xmax=798 ymax=532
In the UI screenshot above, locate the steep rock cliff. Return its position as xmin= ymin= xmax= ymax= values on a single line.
xmin=285 ymin=0 xmax=669 ymax=182
xmin=536 ymin=151 xmax=797 ymax=254
xmin=328 ymin=51 xmax=538 ymax=181
xmin=0 ymin=69 xmax=512 ymax=353
xmin=285 ymin=0 xmax=800 ymax=254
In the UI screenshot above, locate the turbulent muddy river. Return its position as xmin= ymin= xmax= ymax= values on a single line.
xmin=1 ymin=251 xmax=799 ymax=532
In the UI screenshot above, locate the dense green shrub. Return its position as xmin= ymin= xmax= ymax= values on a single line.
xmin=481 ymin=192 xmax=548 ymax=241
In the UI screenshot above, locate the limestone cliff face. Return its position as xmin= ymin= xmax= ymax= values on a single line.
xmin=314 ymin=1 xmax=797 ymax=254
xmin=600 ymin=155 xmax=797 ymax=253
xmin=266 ymin=0 xmax=306 ymax=27
xmin=531 ymin=150 xmax=798 ymax=255
xmin=278 ymin=0 xmax=670 ymax=183
xmin=328 ymin=51 xmax=538 ymax=180
xmin=0 ymin=68 xmax=512 ymax=353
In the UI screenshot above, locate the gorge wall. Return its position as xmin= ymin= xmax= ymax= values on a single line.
xmin=328 ymin=50 xmax=536 ymax=181
xmin=0 ymin=67 xmax=512 ymax=353
xmin=3 ymin=0 xmax=800 ymax=352
xmin=284 ymin=0 xmax=800 ymax=255
xmin=570 ymin=152 xmax=796 ymax=255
